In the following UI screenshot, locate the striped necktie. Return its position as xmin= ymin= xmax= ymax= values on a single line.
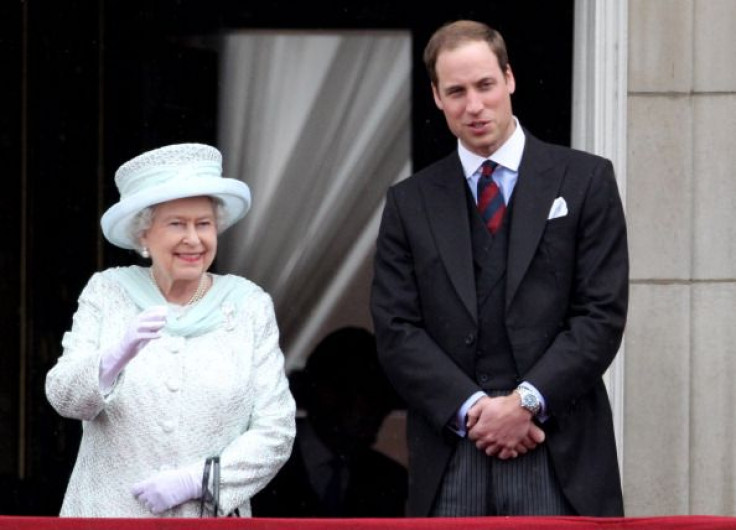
xmin=476 ymin=160 xmax=506 ymax=234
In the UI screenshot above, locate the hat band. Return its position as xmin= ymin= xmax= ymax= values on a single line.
xmin=119 ymin=161 xmax=222 ymax=200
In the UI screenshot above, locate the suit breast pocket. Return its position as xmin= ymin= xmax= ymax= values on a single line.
xmin=540 ymin=217 xmax=576 ymax=260
xmin=544 ymin=215 xmax=574 ymax=232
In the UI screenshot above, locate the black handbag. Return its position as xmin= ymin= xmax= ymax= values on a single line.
xmin=199 ymin=456 xmax=241 ymax=517
xmin=199 ymin=456 xmax=220 ymax=517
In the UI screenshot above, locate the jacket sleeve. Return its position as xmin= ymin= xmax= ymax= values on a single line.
xmin=524 ymin=157 xmax=629 ymax=416
xmin=216 ymin=290 xmax=296 ymax=515
xmin=45 ymin=272 xmax=112 ymax=421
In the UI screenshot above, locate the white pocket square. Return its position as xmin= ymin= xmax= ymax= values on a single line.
xmin=547 ymin=197 xmax=568 ymax=220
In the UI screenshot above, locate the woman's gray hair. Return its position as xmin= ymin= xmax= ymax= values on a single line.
xmin=130 ymin=197 xmax=226 ymax=255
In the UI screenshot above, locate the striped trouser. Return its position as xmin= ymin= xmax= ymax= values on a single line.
xmin=430 ymin=435 xmax=574 ymax=516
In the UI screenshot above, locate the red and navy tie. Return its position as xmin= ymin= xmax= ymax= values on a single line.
xmin=476 ymin=160 xmax=506 ymax=234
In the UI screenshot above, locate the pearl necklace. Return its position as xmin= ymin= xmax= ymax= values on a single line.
xmin=149 ymin=268 xmax=208 ymax=306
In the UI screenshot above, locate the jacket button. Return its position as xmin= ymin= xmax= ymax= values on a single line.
xmin=161 ymin=419 xmax=175 ymax=433
xmin=464 ymin=333 xmax=475 ymax=346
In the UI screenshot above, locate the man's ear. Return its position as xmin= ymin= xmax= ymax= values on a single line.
xmin=504 ymin=64 xmax=516 ymax=95
xmin=431 ymin=83 xmax=444 ymax=110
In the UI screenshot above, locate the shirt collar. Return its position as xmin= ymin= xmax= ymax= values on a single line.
xmin=458 ymin=116 xmax=526 ymax=178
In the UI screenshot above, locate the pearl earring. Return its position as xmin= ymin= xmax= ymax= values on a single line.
xmin=141 ymin=247 xmax=150 ymax=259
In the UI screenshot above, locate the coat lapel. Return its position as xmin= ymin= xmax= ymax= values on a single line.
xmin=507 ymin=134 xmax=563 ymax=307
xmin=421 ymin=154 xmax=477 ymax=324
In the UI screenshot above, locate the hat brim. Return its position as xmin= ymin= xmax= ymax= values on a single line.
xmin=101 ymin=178 xmax=251 ymax=250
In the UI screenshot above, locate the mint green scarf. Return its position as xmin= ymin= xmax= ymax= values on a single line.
xmin=105 ymin=265 xmax=249 ymax=337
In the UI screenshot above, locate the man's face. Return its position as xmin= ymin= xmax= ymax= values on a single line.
xmin=432 ymin=40 xmax=516 ymax=158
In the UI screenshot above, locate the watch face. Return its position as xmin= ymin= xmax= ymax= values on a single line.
xmin=521 ymin=391 xmax=539 ymax=412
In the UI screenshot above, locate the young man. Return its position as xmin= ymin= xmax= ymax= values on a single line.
xmin=371 ymin=20 xmax=628 ymax=517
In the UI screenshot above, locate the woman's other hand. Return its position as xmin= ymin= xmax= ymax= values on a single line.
xmin=131 ymin=466 xmax=201 ymax=515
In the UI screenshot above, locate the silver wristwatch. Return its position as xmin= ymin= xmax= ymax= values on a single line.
xmin=515 ymin=384 xmax=541 ymax=416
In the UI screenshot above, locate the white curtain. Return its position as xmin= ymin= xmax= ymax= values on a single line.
xmin=217 ymin=30 xmax=411 ymax=371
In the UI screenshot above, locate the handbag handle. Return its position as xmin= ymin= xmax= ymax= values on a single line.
xmin=199 ymin=456 xmax=220 ymax=517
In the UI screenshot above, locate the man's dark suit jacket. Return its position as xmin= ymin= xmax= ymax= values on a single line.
xmin=370 ymin=131 xmax=629 ymax=517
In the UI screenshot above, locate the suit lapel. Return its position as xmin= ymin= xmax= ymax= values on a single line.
xmin=507 ymin=134 xmax=563 ymax=307
xmin=421 ymin=154 xmax=477 ymax=324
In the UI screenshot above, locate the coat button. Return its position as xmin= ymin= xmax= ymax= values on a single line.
xmin=479 ymin=374 xmax=489 ymax=383
xmin=161 ymin=419 xmax=176 ymax=433
xmin=464 ymin=333 xmax=475 ymax=346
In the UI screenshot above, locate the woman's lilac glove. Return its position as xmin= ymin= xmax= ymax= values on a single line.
xmin=99 ymin=305 xmax=168 ymax=390
xmin=131 ymin=467 xmax=202 ymax=515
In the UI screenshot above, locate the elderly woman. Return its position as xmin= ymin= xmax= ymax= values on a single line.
xmin=45 ymin=143 xmax=296 ymax=517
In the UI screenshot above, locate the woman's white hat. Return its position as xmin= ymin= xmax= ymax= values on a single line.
xmin=101 ymin=143 xmax=251 ymax=250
